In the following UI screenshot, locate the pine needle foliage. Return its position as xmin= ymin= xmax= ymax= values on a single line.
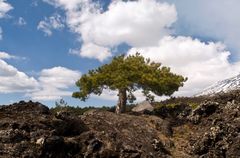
xmin=73 ymin=53 xmax=187 ymax=113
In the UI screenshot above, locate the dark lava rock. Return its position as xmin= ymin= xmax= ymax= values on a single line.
xmin=0 ymin=92 xmax=239 ymax=158
xmin=80 ymin=110 xmax=171 ymax=158
xmin=52 ymin=111 xmax=87 ymax=136
xmin=154 ymin=103 xmax=192 ymax=127
xmin=188 ymin=100 xmax=240 ymax=158
xmin=188 ymin=101 xmax=219 ymax=124
xmin=154 ymin=103 xmax=192 ymax=119
xmin=0 ymin=100 xmax=50 ymax=115
xmin=0 ymin=101 xmax=86 ymax=158
xmin=0 ymin=102 xmax=172 ymax=158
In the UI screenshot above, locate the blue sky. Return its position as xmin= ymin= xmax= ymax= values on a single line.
xmin=1 ymin=0 xmax=240 ymax=107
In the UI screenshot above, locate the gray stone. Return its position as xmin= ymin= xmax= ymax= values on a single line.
xmin=132 ymin=101 xmax=154 ymax=113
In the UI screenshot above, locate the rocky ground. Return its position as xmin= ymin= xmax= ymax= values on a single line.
xmin=0 ymin=91 xmax=239 ymax=158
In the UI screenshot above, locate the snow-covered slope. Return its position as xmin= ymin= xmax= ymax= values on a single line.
xmin=197 ymin=74 xmax=240 ymax=96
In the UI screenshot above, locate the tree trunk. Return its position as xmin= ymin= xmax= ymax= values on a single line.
xmin=115 ymin=88 xmax=127 ymax=114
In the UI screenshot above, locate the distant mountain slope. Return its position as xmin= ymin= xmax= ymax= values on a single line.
xmin=197 ymin=74 xmax=240 ymax=96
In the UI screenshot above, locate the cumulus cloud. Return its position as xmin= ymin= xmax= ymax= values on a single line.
xmin=92 ymin=89 xmax=118 ymax=101
xmin=42 ymin=0 xmax=240 ymax=98
xmin=79 ymin=43 xmax=112 ymax=62
xmin=0 ymin=51 xmax=16 ymax=59
xmin=92 ymin=36 xmax=240 ymax=101
xmin=92 ymin=89 xmax=169 ymax=103
xmin=166 ymin=0 xmax=240 ymax=59
xmin=29 ymin=66 xmax=81 ymax=101
xmin=44 ymin=0 xmax=177 ymax=60
xmin=0 ymin=51 xmax=26 ymax=60
xmin=0 ymin=52 xmax=81 ymax=101
xmin=0 ymin=53 xmax=39 ymax=93
xmin=0 ymin=0 xmax=12 ymax=40
xmin=78 ymin=0 xmax=176 ymax=47
xmin=37 ymin=13 xmax=65 ymax=36
xmin=128 ymin=36 xmax=240 ymax=96
xmin=0 ymin=0 xmax=12 ymax=18
xmin=69 ymin=44 xmax=112 ymax=62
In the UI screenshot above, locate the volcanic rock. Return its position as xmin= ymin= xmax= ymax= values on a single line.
xmin=0 ymin=101 xmax=171 ymax=158
xmin=0 ymin=92 xmax=239 ymax=158
xmin=188 ymin=101 xmax=219 ymax=124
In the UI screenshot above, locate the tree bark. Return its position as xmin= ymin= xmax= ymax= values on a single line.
xmin=115 ymin=88 xmax=127 ymax=114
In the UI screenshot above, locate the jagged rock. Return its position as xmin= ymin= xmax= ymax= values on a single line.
xmin=80 ymin=110 xmax=171 ymax=157
xmin=188 ymin=98 xmax=240 ymax=157
xmin=0 ymin=92 xmax=239 ymax=158
xmin=154 ymin=103 xmax=192 ymax=119
xmin=194 ymin=101 xmax=219 ymax=116
xmin=191 ymin=123 xmax=238 ymax=157
xmin=188 ymin=101 xmax=219 ymax=124
xmin=55 ymin=111 xmax=71 ymax=120
xmin=52 ymin=110 xmax=87 ymax=136
xmin=132 ymin=101 xmax=154 ymax=113
xmin=0 ymin=101 xmax=172 ymax=158
xmin=44 ymin=136 xmax=64 ymax=150
xmin=36 ymin=137 xmax=45 ymax=145
xmin=0 ymin=100 xmax=50 ymax=115
xmin=226 ymin=135 xmax=240 ymax=157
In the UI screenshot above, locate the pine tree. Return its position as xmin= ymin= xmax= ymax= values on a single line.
xmin=73 ymin=53 xmax=187 ymax=114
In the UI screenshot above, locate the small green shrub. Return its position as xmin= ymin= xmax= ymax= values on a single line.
xmin=51 ymin=99 xmax=136 ymax=115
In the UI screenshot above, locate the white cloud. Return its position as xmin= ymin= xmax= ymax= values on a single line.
xmin=0 ymin=53 xmax=39 ymax=93
xmin=166 ymin=0 xmax=240 ymax=59
xmin=79 ymin=0 xmax=176 ymax=47
xmin=37 ymin=13 xmax=65 ymax=36
xmin=0 ymin=0 xmax=12 ymax=40
xmin=39 ymin=66 xmax=81 ymax=89
xmin=0 ymin=52 xmax=81 ymax=101
xmin=29 ymin=88 xmax=73 ymax=101
xmin=44 ymin=0 xmax=177 ymax=61
xmin=42 ymin=0 xmax=240 ymax=98
xmin=17 ymin=17 xmax=27 ymax=26
xmin=68 ymin=44 xmax=112 ymax=62
xmin=80 ymin=43 xmax=112 ymax=62
xmin=0 ymin=0 xmax=12 ymax=18
xmin=92 ymin=89 xmax=118 ymax=101
xmin=92 ymin=89 xmax=169 ymax=103
xmin=29 ymin=66 xmax=81 ymax=101
xmin=0 ymin=51 xmax=16 ymax=59
xmin=128 ymin=36 xmax=240 ymax=96
xmin=0 ymin=51 xmax=26 ymax=60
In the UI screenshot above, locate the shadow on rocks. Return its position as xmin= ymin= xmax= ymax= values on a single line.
xmin=51 ymin=111 xmax=88 ymax=136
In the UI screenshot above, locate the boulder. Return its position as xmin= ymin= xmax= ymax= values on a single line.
xmin=132 ymin=101 xmax=154 ymax=113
